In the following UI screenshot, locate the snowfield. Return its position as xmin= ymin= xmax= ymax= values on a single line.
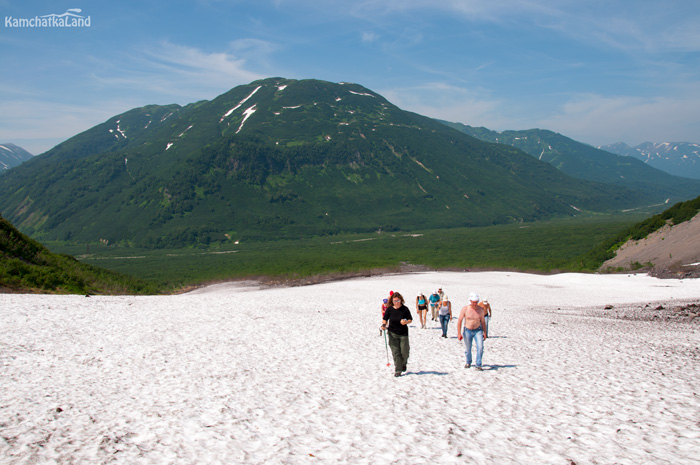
xmin=2 ymin=271 xmax=700 ymax=464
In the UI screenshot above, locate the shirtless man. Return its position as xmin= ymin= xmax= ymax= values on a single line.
xmin=457 ymin=292 xmax=488 ymax=370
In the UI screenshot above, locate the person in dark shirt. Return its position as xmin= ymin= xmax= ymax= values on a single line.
xmin=381 ymin=292 xmax=413 ymax=377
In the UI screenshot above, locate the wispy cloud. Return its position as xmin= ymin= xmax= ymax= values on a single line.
xmin=361 ymin=31 xmax=379 ymax=44
xmin=1 ymin=41 xmax=270 ymax=154
xmin=84 ymin=41 xmax=267 ymax=105
xmin=346 ymin=0 xmax=700 ymax=53
xmin=379 ymin=82 xmax=507 ymax=128
xmin=0 ymin=99 xmax=133 ymax=155
xmin=538 ymin=90 xmax=700 ymax=145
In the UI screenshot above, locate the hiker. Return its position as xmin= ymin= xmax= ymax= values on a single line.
xmin=416 ymin=293 xmax=429 ymax=328
xmin=380 ymin=298 xmax=390 ymax=335
xmin=429 ymin=291 xmax=440 ymax=321
xmin=482 ymin=298 xmax=492 ymax=336
xmin=438 ymin=295 xmax=452 ymax=338
xmin=381 ymin=291 xmax=395 ymax=316
xmin=381 ymin=291 xmax=413 ymax=377
xmin=457 ymin=292 xmax=488 ymax=370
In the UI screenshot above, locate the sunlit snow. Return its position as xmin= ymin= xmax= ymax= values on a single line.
xmin=236 ymin=105 xmax=257 ymax=134
xmin=348 ymin=90 xmax=374 ymax=97
xmin=220 ymin=86 xmax=262 ymax=123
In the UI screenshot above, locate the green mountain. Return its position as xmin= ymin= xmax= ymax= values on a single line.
xmin=0 ymin=213 xmax=155 ymax=294
xmin=0 ymin=78 xmax=669 ymax=248
xmin=439 ymin=122 xmax=700 ymax=198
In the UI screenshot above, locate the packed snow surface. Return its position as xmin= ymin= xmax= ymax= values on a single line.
xmin=2 ymin=271 xmax=700 ymax=464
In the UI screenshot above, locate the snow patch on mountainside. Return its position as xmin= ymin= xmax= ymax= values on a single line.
xmin=179 ymin=125 xmax=194 ymax=137
xmin=220 ymin=86 xmax=262 ymax=123
xmin=599 ymin=141 xmax=700 ymax=179
xmin=236 ymin=105 xmax=257 ymax=134
xmin=348 ymin=90 xmax=374 ymax=97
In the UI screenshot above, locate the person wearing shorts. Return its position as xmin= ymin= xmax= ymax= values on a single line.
xmin=416 ymin=293 xmax=428 ymax=329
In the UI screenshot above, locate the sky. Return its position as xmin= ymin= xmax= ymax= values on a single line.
xmin=2 ymin=0 xmax=700 ymax=155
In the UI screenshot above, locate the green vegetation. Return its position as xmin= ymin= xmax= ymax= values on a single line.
xmin=0 ymin=214 xmax=158 ymax=294
xmin=0 ymin=78 xmax=682 ymax=250
xmin=441 ymin=122 xmax=700 ymax=198
xmin=47 ymin=214 xmax=644 ymax=291
xmin=576 ymin=195 xmax=700 ymax=269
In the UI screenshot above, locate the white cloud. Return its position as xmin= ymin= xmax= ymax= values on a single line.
xmin=537 ymin=92 xmax=700 ymax=146
xmin=0 ymin=40 xmax=271 ymax=154
xmin=84 ymin=41 xmax=266 ymax=105
xmin=347 ymin=0 xmax=700 ymax=54
xmin=126 ymin=41 xmax=266 ymax=100
xmin=379 ymin=82 xmax=508 ymax=128
xmin=0 ymin=99 xmax=138 ymax=155
xmin=361 ymin=31 xmax=379 ymax=44
xmin=379 ymin=81 xmax=700 ymax=146
xmin=347 ymin=0 xmax=551 ymax=21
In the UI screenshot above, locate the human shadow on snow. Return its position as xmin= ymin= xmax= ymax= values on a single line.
xmin=406 ymin=370 xmax=450 ymax=376
xmin=480 ymin=364 xmax=517 ymax=371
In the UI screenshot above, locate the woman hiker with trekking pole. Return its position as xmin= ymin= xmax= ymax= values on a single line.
xmin=381 ymin=291 xmax=413 ymax=377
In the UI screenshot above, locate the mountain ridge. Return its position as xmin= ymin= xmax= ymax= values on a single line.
xmin=598 ymin=141 xmax=700 ymax=180
xmin=0 ymin=78 xmax=687 ymax=248
xmin=0 ymin=143 xmax=33 ymax=171
xmin=437 ymin=122 xmax=700 ymax=197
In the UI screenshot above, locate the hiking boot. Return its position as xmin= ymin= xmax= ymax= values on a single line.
xmin=475 ymin=366 xmax=483 ymax=371
xmin=464 ymin=364 xmax=470 ymax=368
xmin=394 ymin=372 xmax=402 ymax=377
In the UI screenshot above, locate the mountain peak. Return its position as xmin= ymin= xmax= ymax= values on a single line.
xmin=600 ymin=141 xmax=700 ymax=179
xmin=0 ymin=143 xmax=33 ymax=170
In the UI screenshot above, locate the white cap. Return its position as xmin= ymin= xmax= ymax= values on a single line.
xmin=469 ymin=292 xmax=480 ymax=302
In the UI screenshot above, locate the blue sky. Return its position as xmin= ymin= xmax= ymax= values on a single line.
xmin=2 ymin=0 xmax=700 ymax=155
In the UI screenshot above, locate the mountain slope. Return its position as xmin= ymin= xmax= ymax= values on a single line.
xmin=599 ymin=141 xmax=700 ymax=180
xmin=602 ymin=211 xmax=700 ymax=275
xmin=0 ymin=78 xmax=654 ymax=248
xmin=581 ymin=194 xmax=700 ymax=276
xmin=440 ymin=123 xmax=700 ymax=198
xmin=0 ymin=143 xmax=33 ymax=171
xmin=0 ymin=213 xmax=155 ymax=294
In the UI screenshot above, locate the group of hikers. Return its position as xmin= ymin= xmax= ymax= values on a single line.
xmin=380 ymin=288 xmax=492 ymax=377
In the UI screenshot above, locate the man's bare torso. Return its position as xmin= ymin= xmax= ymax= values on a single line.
xmin=461 ymin=304 xmax=484 ymax=330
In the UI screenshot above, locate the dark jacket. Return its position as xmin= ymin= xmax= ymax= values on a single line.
xmin=383 ymin=304 xmax=413 ymax=336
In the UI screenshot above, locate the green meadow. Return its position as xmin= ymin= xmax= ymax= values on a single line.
xmin=47 ymin=213 xmax=646 ymax=291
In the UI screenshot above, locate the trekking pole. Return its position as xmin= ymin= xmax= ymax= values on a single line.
xmin=383 ymin=328 xmax=390 ymax=366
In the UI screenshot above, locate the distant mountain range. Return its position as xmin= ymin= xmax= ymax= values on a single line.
xmin=1 ymin=78 xmax=699 ymax=249
xmin=598 ymin=142 xmax=700 ymax=180
xmin=0 ymin=143 xmax=33 ymax=171
xmin=438 ymin=122 xmax=700 ymax=197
